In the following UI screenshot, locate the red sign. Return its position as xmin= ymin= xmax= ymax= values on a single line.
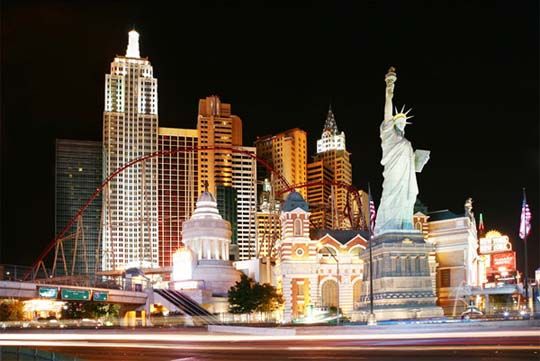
xmin=491 ymin=251 xmax=516 ymax=271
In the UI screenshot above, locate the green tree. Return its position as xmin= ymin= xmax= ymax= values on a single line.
xmin=0 ymin=300 xmax=24 ymax=321
xmin=253 ymin=283 xmax=284 ymax=313
xmin=228 ymin=274 xmax=284 ymax=316
xmin=62 ymin=301 xmax=120 ymax=320
xmin=228 ymin=274 xmax=257 ymax=314
xmin=61 ymin=301 xmax=85 ymax=319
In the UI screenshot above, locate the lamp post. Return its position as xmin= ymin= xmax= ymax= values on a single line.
xmin=320 ymin=245 xmax=340 ymax=325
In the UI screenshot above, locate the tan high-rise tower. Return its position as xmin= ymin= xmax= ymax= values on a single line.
xmin=307 ymin=107 xmax=353 ymax=229
xmin=197 ymin=96 xmax=256 ymax=260
xmin=197 ymin=96 xmax=242 ymax=195
xmin=254 ymin=128 xmax=307 ymax=199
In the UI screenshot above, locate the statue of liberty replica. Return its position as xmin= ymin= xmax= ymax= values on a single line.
xmin=375 ymin=66 xmax=430 ymax=234
xmin=356 ymin=67 xmax=443 ymax=322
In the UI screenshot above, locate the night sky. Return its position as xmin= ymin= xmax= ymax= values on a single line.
xmin=1 ymin=1 xmax=538 ymax=275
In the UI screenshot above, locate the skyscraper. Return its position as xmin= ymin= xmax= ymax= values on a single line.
xmin=307 ymin=107 xmax=353 ymax=229
xmin=102 ymin=30 xmax=159 ymax=271
xmin=55 ymin=139 xmax=102 ymax=276
xmin=254 ymin=128 xmax=307 ymax=199
xmin=196 ymin=95 xmax=242 ymax=195
xmin=256 ymin=178 xmax=281 ymax=258
xmin=197 ymin=95 xmax=256 ymax=260
xmin=158 ymin=127 xmax=198 ymax=268
xmin=232 ymin=146 xmax=258 ymax=260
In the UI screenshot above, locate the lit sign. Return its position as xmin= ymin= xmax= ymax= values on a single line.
xmin=61 ymin=288 xmax=91 ymax=301
xmin=479 ymin=235 xmax=512 ymax=254
xmin=491 ymin=251 xmax=516 ymax=272
xmin=38 ymin=286 xmax=58 ymax=298
xmin=93 ymin=291 xmax=109 ymax=302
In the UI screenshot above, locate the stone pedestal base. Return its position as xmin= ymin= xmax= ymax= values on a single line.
xmin=352 ymin=306 xmax=444 ymax=322
xmin=358 ymin=230 xmax=443 ymax=321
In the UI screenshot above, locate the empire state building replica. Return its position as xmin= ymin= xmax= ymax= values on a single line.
xmin=102 ymin=30 xmax=159 ymax=271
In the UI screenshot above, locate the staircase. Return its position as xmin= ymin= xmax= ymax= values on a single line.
xmin=153 ymin=288 xmax=222 ymax=325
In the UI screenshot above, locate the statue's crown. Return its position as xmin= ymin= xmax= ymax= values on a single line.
xmin=394 ymin=105 xmax=413 ymax=123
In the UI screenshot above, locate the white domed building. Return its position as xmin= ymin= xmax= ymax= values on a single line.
xmin=170 ymin=190 xmax=241 ymax=312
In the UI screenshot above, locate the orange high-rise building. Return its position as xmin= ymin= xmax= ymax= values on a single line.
xmin=307 ymin=107 xmax=353 ymax=229
xmin=157 ymin=127 xmax=198 ymax=267
xmin=197 ymin=95 xmax=242 ymax=195
xmin=254 ymin=128 xmax=307 ymax=199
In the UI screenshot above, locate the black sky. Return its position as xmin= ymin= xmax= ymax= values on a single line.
xmin=1 ymin=0 xmax=539 ymax=274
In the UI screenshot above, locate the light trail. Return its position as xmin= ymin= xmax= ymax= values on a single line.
xmin=0 ymin=329 xmax=538 ymax=343
xmin=0 ymin=340 xmax=538 ymax=352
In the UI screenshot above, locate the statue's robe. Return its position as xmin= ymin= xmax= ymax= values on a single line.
xmin=374 ymin=118 xmax=418 ymax=234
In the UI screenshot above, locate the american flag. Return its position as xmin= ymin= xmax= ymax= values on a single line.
xmin=519 ymin=190 xmax=532 ymax=240
xmin=368 ymin=185 xmax=376 ymax=235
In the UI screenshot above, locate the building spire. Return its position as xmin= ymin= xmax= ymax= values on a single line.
xmin=126 ymin=29 xmax=140 ymax=58
xmin=323 ymin=104 xmax=338 ymax=135
xmin=478 ymin=213 xmax=485 ymax=238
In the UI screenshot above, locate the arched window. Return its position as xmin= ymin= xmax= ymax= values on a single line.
xmin=293 ymin=218 xmax=302 ymax=236
xmin=321 ymin=279 xmax=339 ymax=308
xmin=415 ymin=221 xmax=422 ymax=231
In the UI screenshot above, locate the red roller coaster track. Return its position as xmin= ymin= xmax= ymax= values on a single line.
xmin=26 ymin=145 xmax=290 ymax=280
xmin=26 ymin=145 xmax=366 ymax=280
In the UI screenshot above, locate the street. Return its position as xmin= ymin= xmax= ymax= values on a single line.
xmin=1 ymin=324 xmax=538 ymax=360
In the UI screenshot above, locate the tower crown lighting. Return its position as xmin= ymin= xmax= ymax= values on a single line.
xmin=126 ymin=29 xmax=140 ymax=58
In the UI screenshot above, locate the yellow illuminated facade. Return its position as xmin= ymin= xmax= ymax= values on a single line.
xmin=197 ymin=95 xmax=242 ymax=195
xmin=254 ymin=128 xmax=307 ymax=199
xmin=307 ymin=108 xmax=353 ymax=229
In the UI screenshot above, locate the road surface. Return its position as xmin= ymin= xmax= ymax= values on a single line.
xmin=1 ymin=324 xmax=538 ymax=360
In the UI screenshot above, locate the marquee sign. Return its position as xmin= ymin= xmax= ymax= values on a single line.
xmin=490 ymin=251 xmax=516 ymax=272
xmin=479 ymin=234 xmax=512 ymax=254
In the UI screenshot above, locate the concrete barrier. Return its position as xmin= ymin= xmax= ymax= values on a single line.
xmin=208 ymin=325 xmax=296 ymax=335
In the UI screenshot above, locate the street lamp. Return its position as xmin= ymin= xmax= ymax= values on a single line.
xmin=319 ymin=245 xmax=340 ymax=325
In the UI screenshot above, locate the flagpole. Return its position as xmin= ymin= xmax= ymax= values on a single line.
xmin=523 ymin=188 xmax=529 ymax=301
xmin=367 ymin=184 xmax=376 ymax=326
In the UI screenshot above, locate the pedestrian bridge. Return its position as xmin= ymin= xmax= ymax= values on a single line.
xmin=0 ymin=280 xmax=147 ymax=305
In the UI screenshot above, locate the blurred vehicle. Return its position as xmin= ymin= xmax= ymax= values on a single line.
xmin=460 ymin=306 xmax=483 ymax=320
xmin=500 ymin=308 xmax=531 ymax=320
xmin=79 ymin=318 xmax=103 ymax=328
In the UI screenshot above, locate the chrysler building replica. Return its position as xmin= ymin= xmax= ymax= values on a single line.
xmin=102 ymin=30 xmax=159 ymax=270
xmin=307 ymin=107 xmax=354 ymax=229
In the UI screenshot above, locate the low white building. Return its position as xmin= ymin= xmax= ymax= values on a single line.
xmin=170 ymin=190 xmax=241 ymax=313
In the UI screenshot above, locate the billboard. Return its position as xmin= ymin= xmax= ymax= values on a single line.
xmin=490 ymin=251 xmax=516 ymax=272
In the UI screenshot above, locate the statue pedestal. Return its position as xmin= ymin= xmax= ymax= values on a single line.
xmin=352 ymin=230 xmax=443 ymax=322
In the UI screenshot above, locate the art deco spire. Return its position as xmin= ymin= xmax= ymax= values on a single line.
xmin=316 ymin=104 xmax=346 ymax=153
xmin=323 ymin=105 xmax=339 ymax=135
xmin=478 ymin=213 xmax=485 ymax=238
xmin=126 ymin=29 xmax=140 ymax=58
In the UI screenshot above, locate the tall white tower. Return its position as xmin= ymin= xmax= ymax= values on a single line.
xmin=102 ymin=30 xmax=159 ymax=271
